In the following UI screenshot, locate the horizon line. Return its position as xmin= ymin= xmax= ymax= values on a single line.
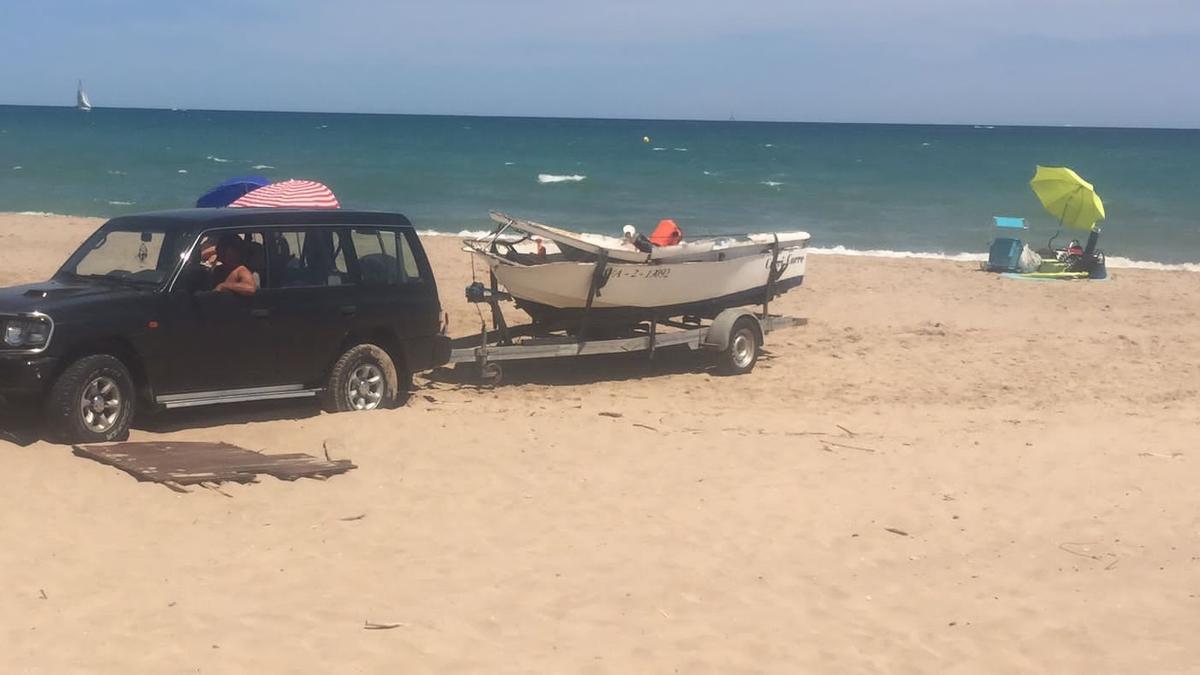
xmin=0 ymin=102 xmax=1196 ymax=132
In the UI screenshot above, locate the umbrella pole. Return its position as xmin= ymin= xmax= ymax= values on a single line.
xmin=1047 ymin=189 xmax=1077 ymax=254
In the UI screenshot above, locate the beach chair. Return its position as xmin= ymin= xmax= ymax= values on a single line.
xmin=984 ymin=216 xmax=1027 ymax=272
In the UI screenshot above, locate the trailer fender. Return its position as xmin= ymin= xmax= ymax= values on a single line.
xmin=701 ymin=309 xmax=763 ymax=352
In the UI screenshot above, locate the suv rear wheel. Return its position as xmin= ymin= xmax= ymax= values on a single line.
xmin=45 ymin=354 xmax=136 ymax=443
xmin=325 ymin=344 xmax=403 ymax=412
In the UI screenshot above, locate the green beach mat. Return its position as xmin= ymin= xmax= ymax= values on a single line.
xmin=1001 ymin=272 xmax=1110 ymax=282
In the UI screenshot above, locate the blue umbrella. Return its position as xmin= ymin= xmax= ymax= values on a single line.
xmin=195 ymin=175 xmax=270 ymax=208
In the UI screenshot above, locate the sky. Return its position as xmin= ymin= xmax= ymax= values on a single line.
xmin=2 ymin=0 xmax=1198 ymax=127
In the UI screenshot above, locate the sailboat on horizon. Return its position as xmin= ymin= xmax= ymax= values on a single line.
xmin=76 ymin=80 xmax=92 ymax=111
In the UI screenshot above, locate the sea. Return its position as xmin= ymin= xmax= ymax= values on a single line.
xmin=2 ymin=105 xmax=1198 ymax=269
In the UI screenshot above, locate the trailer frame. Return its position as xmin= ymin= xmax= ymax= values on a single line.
xmin=449 ymin=276 xmax=804 ymax=385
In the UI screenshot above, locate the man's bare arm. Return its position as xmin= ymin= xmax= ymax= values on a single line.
xmin=215 ymin=266 xmax=257 ymax=296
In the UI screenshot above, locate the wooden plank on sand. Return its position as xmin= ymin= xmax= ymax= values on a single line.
xmin=73 ymin=441 xmax=356 ymax=489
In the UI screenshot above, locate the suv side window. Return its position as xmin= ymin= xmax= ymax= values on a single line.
xmin=350 ymin=228 xmax=422 ymax=285
xmin=265 ymin=229 xmax=351 ymax=288
xmin=178 ymin=229 xmax=266 ymax=292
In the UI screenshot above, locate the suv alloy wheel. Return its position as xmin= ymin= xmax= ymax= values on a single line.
xmin=325 ymin=344 xmax=402 ymax=412
xmin=44 ymin=354 xmax=136 ymax=443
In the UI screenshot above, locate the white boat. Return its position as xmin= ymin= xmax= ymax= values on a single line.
xmin=465 ymin=212 xmax=809 ymax=326
xmin=76 ymin=80 xmax=92 ymax=111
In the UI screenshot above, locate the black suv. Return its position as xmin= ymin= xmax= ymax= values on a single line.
xmin=0 ymin=209 xmax=450 ymax=442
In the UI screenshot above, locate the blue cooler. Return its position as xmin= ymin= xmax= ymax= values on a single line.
xmin=985 ymin=217 xmax=1027 ymax=272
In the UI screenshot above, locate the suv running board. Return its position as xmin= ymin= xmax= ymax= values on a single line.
xmin=156 ymin=384 xmax=320 ymax=409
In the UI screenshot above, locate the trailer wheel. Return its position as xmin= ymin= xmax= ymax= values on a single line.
xmin=479 ymin=362 xmax=504 ymax=386
xmin=716 ymin=316 xmax=760 ymax=375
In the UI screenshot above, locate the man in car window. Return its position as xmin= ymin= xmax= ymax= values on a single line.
xmin=212 ymin=234 xmax=257 ymax=296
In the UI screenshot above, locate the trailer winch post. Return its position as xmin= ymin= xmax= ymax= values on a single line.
xmin=763 ymin=234 xmax=780 ymax=320
xmin=648 ymin=315 xmax=658 ymax=361
xmin=489 ymin=271 xmax=512 ymax=346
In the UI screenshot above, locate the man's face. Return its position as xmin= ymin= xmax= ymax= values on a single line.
xmin=218 ymin=245 xmax=241 ymax=266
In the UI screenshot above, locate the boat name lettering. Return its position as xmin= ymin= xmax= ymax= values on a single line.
xmin=609 ymin=267 xmax=672 ymax=280
xmin=766 ymin=254 xmax=805 ymax=268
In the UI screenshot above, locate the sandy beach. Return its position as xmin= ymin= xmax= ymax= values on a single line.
xmin=2 ymin=211 xmax=1199 ymax=673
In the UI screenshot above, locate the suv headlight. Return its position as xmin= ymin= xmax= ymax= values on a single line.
xmin=2 ymin=315 xmax=53 ymax=350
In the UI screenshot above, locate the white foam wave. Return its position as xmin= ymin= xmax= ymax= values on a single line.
xmin=106 ymin=200 xmax=135 ymax=206
xmin=764 ymin=143 xmax=774 ymax=148
xmin=251 ymin=164 xmax=275 ymax=170
xmin=415 ymin=229 xmax=497 ymax=239
xmin=809 ymin=246 xmax=985 ymax=262
xmin=335 ymin=228 xmax=1200 ymax=272
xmin=673 ymin=147 xmax=688 ymax=152
xmin=16 ymin=211 xmax=56 ymax=217
xmin=1104 ymin=256 xmax=1200 ymax=272
xmin=760 ymin=180 xmax=783 ymax=187
xmin=106 ymin=169 xmax=126 ymax=175
xmin=652 ymin=147 xmax=666 ymax=151
xmin=808 ymin=246 xmax=1200 ymax=271
xmin=537 ymin=173 xmax=586 ymax=184
xmin=504 ymin=161 xmax=515 ymax=166
xmin=206 ymin=155 xmax=230 ymax=163
xmin=177 ymin=169 xmax=188 ymax=174
xmin=11 ymin=166 xmax=21 ymax=170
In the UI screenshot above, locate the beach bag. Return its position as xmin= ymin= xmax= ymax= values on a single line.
xmin=1017 ymin=244 xmax=1042 ymax=273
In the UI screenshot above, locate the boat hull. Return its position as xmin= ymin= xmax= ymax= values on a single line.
xmin=480 ymin=244 xmax=807 ymax=323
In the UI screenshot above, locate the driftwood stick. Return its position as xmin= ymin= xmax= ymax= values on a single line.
xmin=824 ymin=440 xmax=879 ymax=453
xmin=364 ymin=621 xmax=408 ymax=630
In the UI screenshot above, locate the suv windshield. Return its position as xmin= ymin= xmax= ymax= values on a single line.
xmin=58 ymin=223 xmax=191 ymax=288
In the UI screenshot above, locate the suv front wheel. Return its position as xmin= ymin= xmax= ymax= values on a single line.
xmin=45 ymin=354 xmax=136 ymax=443
xmin=325 ymin=344 xmax=403 ymax=412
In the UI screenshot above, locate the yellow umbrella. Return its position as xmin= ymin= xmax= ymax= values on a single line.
xmin=1029 ymin=165 xmax=1106 ymax=230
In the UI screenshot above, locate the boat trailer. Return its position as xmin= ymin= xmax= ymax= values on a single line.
xmin=447 ymin=272 xmax=804 ymax=385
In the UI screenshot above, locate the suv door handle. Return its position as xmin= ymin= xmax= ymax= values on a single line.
xmin=339 ymin=305 xmax=358 ymax=315
xmin=251 ymin=309 xmax=270 ymax=319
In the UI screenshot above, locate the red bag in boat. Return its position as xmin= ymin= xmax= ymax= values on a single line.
xmin=649 ymin=219 xmax=683 ymax=246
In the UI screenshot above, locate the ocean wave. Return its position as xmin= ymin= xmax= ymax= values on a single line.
xmin=206 ymin=155 xmax=230 ymax=163
xmin=16 ymin=211 xmax=56 ymax=216
xmin=1104 ymin=256 xmax=1200 ymax=272
xmin=673 ymin=147 xmax=688 ymax=152
xmin=177 ymin=169 xmax=188 ymax=174
xmin=251 ymin=164 xmax=275 ymax=170
xmin=415 ymin=229 xmax=498 ymax=239
xmin=11 ymin=166 xmax=21 ymax=170
xmin=106 ymin=170 xmax=126 ymax=175
xmin=652 ymin=147 xmax=666 ymax=151
xmin=764 ymin=143 xmax=774 ymax=148
xmin=809 ymin=246 xmax=1200 ymax=271
xmin=809 ymin=246 xmax=985 ymax=262
xmin=106 ymin=200 xmax=135 ymax=206
xmin=537 ymin=173 xmax=586 ymax=184
xmin=761 ymin=180 xmax=783 ymax=187
xmin=504 ymin=161 xmax=515 ymax=166
xmin=387 ymin=229 xmax=1200 ymax=272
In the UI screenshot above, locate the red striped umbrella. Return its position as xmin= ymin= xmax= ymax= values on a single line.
xmin=229 ymin=179 xmax=340 ymax=208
